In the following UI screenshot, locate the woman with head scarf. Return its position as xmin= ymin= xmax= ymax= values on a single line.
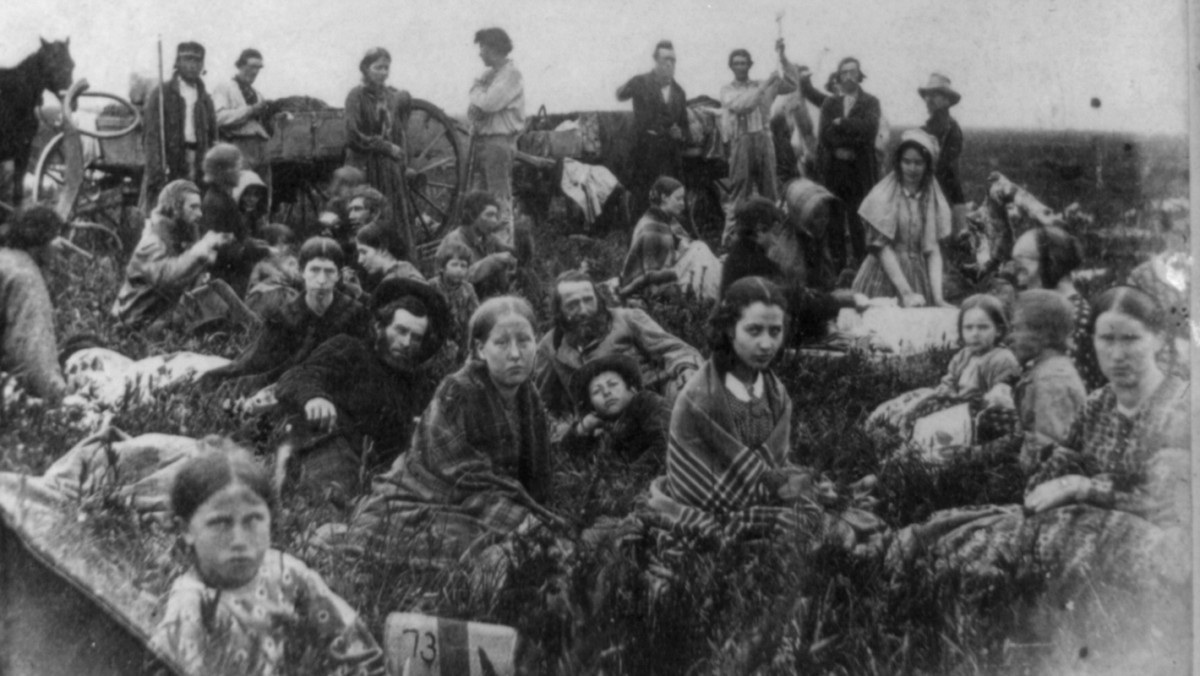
xmin=851 ymin=129 xmax=953 ymax=307
xmin=344 ymin=48 xmax=414 ymax=258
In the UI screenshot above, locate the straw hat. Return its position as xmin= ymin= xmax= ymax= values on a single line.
xmin=917 ymin=72 xmax=960 ymax=106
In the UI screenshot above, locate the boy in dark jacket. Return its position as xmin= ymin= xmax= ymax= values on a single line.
xmin=561 ymin=354 xmax=671 ymax=471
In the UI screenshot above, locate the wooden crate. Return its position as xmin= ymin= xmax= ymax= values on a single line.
xmin=95 ymin=115 xmax=144 ymax=168
xmin=266 ymin=110 xmax=345 ymax=163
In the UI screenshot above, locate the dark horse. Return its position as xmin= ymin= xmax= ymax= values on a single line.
xmin=0 ymin=38 xmax=75 ymax=212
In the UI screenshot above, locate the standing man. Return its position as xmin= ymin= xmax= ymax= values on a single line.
xmin=468 ymin=27 xmax=524 ymax=248
xmin=141 ymin=41 xmax=217 ymax=213
xmin=919 ymin=72 xmax=965 ymax=235
xmin=617 ymin=40 xmax=690 ymax=218
xmin=212 ymin=48 xmax=273 ymax=176
xmin=720 ymin=49 xmax=783 ymax=245
xmin=812 ymin=56 xmax=880 ymax=275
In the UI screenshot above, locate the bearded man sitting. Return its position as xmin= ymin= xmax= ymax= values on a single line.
xmin=275 ymin=277 xmax=451 ymax=495
xmin=533 ymin=269 xmax=701 ymax=417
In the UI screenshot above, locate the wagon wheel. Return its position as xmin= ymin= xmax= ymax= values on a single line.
xmin=32 ymin=133 xmax=131 ymax=258
xmin=403 ymin=99 xmax=465 ymax=246
xmin=31 ymin=87 xmax=141 ymax=258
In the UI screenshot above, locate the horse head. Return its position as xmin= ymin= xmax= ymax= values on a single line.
xmin=37 ymin=37 xmax=75 ymax=93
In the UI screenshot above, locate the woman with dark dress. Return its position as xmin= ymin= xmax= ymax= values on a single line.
xmin=344 ymin=48 xmax=414 ymax=259
xmin=204 ymin=237 xmax=371 ymax=385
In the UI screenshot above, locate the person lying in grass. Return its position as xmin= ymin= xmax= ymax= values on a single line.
xmin=645 ymin=276 xmax=880 ymax=545
xmin=151 ymin=439 xmax=386 ymax=676
xmin=867 ymin=293 xmax=1020 ymax=437
xmin=561 ymin=353 xmax=671 ymax=472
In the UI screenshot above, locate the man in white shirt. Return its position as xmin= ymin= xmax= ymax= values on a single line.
xmin=468 ymin=27 xmax=525 ymax=247
xmin=720 ymin=48 xmax=783 ymax=244
xmin=212 ymin=48 xmax=273 ymax=174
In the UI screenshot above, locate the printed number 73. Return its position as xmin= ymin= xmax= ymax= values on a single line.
xmin=402 ymin=629 xmax=438 ymax=665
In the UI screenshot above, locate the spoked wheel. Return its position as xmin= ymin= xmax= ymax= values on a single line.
xmin=404 ymin=99 xmax=465 ymax=246
xmin=32 ymin=133 xmax=132 ymax=258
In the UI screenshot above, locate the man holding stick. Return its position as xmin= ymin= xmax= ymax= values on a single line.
xmin=140 ymin=41 xmax=217 ymax=213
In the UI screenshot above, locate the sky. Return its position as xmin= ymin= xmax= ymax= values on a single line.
xmin=2 ymin=0 xmax=1190 ymax=134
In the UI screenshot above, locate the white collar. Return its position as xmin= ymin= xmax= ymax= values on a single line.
xmin=724 ymin=371 xmax=764 ymax=402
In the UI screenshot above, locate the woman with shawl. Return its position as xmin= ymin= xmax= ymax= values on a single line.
xmin=646 ymin=276 xmax=880 ymax=545
xmin=332 ymin=295 xmax=554 ymax=565
xmin=619 ymin=176 xmax=722 ymax=301
xmin=852 ymin=129 xmax=953 ymax=307
xmin=344 ymin=48 xmax=414 ymax=257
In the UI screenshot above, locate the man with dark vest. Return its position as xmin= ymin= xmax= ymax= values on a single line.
xmin=617 ymin=40 xmax=691 ymax=217
xmin=140 ymin=41 xmax=218 ymax=213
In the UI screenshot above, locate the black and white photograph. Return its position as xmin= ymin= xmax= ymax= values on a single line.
xmin=0 ymin=0 xmax=1194 ymax=674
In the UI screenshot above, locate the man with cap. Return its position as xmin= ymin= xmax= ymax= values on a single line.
xmin=919 ymin=72 xmax=966 ymax=235
xmin=275 ymin=277 xmax=452 ymax=494
xmin=212 ymin=48 xmax=274 ymax=175
xmin=141 ymin=41 xmax=218 ymax=213
xmin=719 ymin=49 xmax=784 ymax=246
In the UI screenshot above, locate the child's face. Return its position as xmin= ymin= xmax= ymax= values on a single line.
xmin=444 ymin=258 xmax=469 ymax=285
xmin=961 ymin=307 xmax=999 ymax=353
xmin=732 ymin=302 xmax=786 ymax=373
xmin=588 ymin=371 xmax=635 ymax=418
xmin=184 ymin=483 xmax=271 ymax=590
xmin=1006 ymin=309 xmax=1044 ymax=364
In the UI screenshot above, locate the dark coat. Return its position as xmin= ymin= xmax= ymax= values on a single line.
xmin=276 ymin=335 xmax=424 ymax=463
xmin=562 ymin=389 xmax=670 ymax=469
xmin=141 ymin=75 xmax=217 ymax=207
xmin=200 ymin=187 xmax=270 ymax=296
xmin=617 ymin=72 xmax=691 ymax=142
xmin=205 ymin=291 xmax=371 ymax=383
xmin=922 ymin=109 xmax=965 ymax=205
xmin=814 ymin=90 xmax=881 ymax=197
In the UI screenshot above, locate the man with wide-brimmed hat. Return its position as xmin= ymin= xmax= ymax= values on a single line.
xmin=275 ymin=276 xmax=452 ymax=495
xmin=140 ymin=41 xmax=218 ymax=214
xmin=919 ymin=72 xmax=966 ymax=234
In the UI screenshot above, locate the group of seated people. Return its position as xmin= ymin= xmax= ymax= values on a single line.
xmin=0 ymin=130 xmax=1190 ymax=674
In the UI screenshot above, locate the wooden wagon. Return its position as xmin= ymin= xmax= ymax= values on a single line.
xmin=32 ymin=81 xmax=467 ymax=258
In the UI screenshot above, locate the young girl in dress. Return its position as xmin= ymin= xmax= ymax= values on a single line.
xmin=151 ymin=439 xmax=385 ymax=676
xmin=868 ymin=293 xmax=1020 ymax=435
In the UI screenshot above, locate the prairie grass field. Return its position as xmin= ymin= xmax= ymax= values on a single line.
xmin=0 ymin=126 xmax=1190 ymax=675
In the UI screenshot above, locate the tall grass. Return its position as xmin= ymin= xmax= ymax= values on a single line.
xmin=0 ymin=177 xmax=1186 ymax=675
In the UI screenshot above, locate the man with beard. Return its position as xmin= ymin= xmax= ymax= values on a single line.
xmin=212 ymin=48 xmax=274 ymax=174
xmin=276 ymin=277 xmax=451 ymax=495
xmin=534 ymin=269 xmax=701 ymax=417
xmin=141 ymin=41 xmax=218 ymax=213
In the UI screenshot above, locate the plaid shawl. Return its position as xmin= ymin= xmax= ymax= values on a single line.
xmin=648 ymin=361 xmax=815 ymax=541
xmin=348 ymin=361 xmax=552 ymax=565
